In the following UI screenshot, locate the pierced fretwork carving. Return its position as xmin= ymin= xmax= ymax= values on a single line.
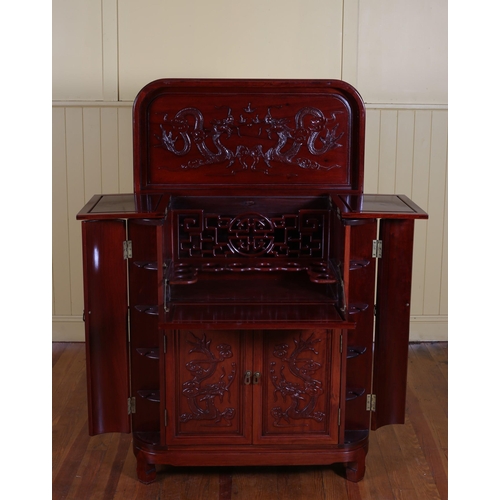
xmin=180 ymin=332 xmax=236 ymax=426
xmin=156 ymin=105 xmax=343 ymax=175
xmin=177 ymin=210 xmax=326 ymax=258
xmin=270 ymin=332 xmax=325 ymax=427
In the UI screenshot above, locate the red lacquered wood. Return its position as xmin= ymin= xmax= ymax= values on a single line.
xmin=77 ymin=79 xmax=428 ymax=484
xmin=343 ymin=220 xmax=377 ymax=432
xmin=128 ymin=219 xmax=164 ymax=435
xmin=333 ymin=194 xmax=428 ymax=220
xmin=134 ymin=450 xmax=157 ymax=484
xmin=82 ymin=220 xmax=130 ymax=435
xmin=132 ymin=79 xmax=365 ymax=195
xmin=132 ymin=432 xmax=369 ymax=483
xmin=254 ymin=329 xmax=341 ymax=446
xmin=162 ymin=303 xmax=353 ymax=330
xmin=165 ymin=329 xmax=253 ymax=446
xmin=77 ymin=193 xmax=168 ymax=220
xmin=371 ymin=219 xmax=415 ymax=430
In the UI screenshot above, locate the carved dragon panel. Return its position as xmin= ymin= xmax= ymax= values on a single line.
xmin=145 ymin=92 xmax=354 ymax=186
xmin=269 ymin=331 xmax=328 ymax=428
xmin=179 ymin=332 xmax=237 ymax=426
xmin=156 ymin=104 xmax=344 ymax=176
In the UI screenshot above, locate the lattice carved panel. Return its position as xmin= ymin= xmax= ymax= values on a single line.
xmin=176 ymin=210 xmax=327 ymax=259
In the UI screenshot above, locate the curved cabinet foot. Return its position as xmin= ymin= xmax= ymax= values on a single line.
xmin=344 ymin=459 xmax=365 ymax=482
xmin=135 ymin=450 xmax=157 ymax=484
xmin=342 ymin=446 xmax=367 ymax=482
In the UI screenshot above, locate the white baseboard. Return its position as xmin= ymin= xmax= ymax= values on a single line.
xmin=52 ymin=315 xmax=448 ymax=342
xmin=409 ymin=315 xmax=448 ymax=342
xmin=52 ymin=316 xmax=85 ymax=342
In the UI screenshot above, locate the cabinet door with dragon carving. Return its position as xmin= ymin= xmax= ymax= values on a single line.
xmin=253 ymin=329 xmax=342 ymax=445
xmin=164 ymin=329 xmax=253 ymax=446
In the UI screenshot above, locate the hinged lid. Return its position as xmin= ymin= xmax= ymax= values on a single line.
xmin=132 ymin=79 xmax=366 ymax=195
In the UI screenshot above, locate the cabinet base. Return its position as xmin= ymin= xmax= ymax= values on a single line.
xmin=133 ymin=433 xmax=369 ymax=484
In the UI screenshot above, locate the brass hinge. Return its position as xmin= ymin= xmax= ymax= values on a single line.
xmin=372 ymin=240 xmax=382 ymax=258
xmin=366 ymin=394 xmax=376 ymax=412
xmin=127 ymin=397 xmax=136 ymax=415
xmin=123 ymin=240 xmax=132 ymax=259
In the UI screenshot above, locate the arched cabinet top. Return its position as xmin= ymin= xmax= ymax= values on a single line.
xmin=132 ymin=79 xmax=366 ymax=196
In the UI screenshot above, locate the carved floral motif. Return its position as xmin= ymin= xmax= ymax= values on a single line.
xmin=180 ymin=332 xmax=236 ymax=426
xmin=156 ymin=104 xmax=343 ymax=175
xmin=270 ymin=332 xmax=325 ymax=427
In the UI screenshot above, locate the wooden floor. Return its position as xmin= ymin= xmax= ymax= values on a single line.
xmin=53 ymin=342 xmax=447 ymax=499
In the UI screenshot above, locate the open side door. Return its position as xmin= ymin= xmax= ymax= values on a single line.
xmin=371 ymin=218 xmax=415 ymax=430
xmin=82 ymin=219 xmax=130 ymax=435
xmin=331 ymin=194 xmax=427 ymax=431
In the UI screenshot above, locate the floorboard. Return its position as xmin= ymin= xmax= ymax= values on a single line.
xmin=52 ymin=342 xmax=448 ymax=499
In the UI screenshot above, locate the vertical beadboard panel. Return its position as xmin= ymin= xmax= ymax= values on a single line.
xmin=410 ymin=111 xmax=432 ymax=315
xmin=378 ymin=110 xmax=398 ymax=194
xmin=423 ymin=110 xmax=447 ymax=315
xmin=365 ymin=107 xmax=447 ymax=320
xmin=52 ymin=107 xmax=71 ymax=316
xmin=118 ymin=107 xmax=134 ymax=193
xmin=364 ymin=109 xmax=380 ymax=193
xmin=100 ymin=107 xmax=120 ymax=193
xmin=64 ymin=108 xmax=86 ymax=316
xmin=100 ymin=107 xmax=120 ymax=192
xmin=395 ymin=110 xmax=415 ymax=197
xmin=83 ymin=107 xmax=102 ymax=198
xmin=52 ymin=104 xmax=134 ymax=324
xmin=440 ymin=173 xmax=448 ymax=316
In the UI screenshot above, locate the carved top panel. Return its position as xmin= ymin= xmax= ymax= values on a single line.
xmin=133 ymin=80 xmax=365 ymax=194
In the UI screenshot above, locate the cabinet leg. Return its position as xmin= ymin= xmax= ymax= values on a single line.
xmin=135 ymin=451 xmax=157 ymax=484
xmin=343 ymin=449 xmax=366 ymax=482
xmin=344 ymin=460 xmax=365 ymax=482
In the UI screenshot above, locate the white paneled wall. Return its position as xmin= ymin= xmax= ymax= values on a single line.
xmin=365 ymin=107 xmax=448 ymax=340
xmin=52 ymin=103 xmax=447 ymax=341
xmin=52 ymin=0 xmax=447 ymax=341
xmin=52 ymin=104 xmax=133 ymax=340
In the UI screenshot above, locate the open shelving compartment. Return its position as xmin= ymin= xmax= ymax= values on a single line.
xmin=163 ymin=194 xmax=347 ymax=326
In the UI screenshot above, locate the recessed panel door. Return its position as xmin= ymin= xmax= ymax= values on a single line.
xmin=165 ymin=329 xmax=253 ymax=445
xmin=254 ymin=329 xmax=341 ymax=445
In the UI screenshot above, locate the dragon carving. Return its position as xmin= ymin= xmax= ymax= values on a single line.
xmin=180 ymin=332 xmax=236 ymax=426
xmin=157 ymin=104 xmax=343 ymax=174
xmin=270 ymin=332 xmax=326 ymax=427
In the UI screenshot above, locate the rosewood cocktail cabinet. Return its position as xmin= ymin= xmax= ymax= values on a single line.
xmin=77 ymin=79 xmax=427 ymax=483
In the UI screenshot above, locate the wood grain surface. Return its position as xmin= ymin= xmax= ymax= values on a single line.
xmin=53 ymin=342 xmax=447 ymax=499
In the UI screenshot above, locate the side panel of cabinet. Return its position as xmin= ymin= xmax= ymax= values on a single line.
xmin=371 ymin=219 xmax=415 ymax=430
xmin=82 ymin=220 xmax=130 ymax=435
xmin=165 ymin=329 xmax=253 ymax=446
xmin=344 ymin=220 xmax=377 ymax=432
xmin=254 ymin=329 xmax=341 ymax=445
xmin=128 ymin=219 xmax=164 ymax=435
